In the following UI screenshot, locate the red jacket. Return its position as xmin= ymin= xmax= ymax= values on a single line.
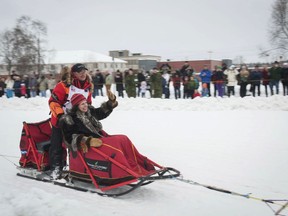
xmin=172 ymin=76 xmax=181 ymax=88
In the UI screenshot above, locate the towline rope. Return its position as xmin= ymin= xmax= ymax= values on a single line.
xmin=173 ymin=175 xmax=288 ymax=216
xmin=0 ymin=154 xmax=19 ymax=167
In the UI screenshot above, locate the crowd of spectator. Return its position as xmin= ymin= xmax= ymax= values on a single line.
xmin=0 ymin=71 xmax=56 ymax=98
xmin=89 ymin=61 xmax=288 ymax=99
xmin=1 ymin=61 xmax=288 ymax=99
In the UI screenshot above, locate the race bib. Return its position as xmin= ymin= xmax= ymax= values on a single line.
xmin=63 ymin=85 xmax=89 ymax=113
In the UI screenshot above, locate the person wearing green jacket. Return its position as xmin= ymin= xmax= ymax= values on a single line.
xmin=150 ymin=68 xmax=162 ymax=98
xmin=269 ymin=61 xmax=282 ymax=95
xmin=125 ymin=69 xmax=136 ymax=98
xmin=183 ymin=76 xmax=198 ymax=99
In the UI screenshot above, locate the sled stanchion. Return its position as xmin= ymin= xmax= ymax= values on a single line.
xmin=23 ymin=122 xmax=41 ymax=171
xmin=91 ymin=147 xmax=142 ymax=178
xmin=77 ymin=151 xmax=100 ymax=189
xmin=77 ymin=149 xmax=140 ymax=193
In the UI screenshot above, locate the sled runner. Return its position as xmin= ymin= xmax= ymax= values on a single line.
xmin=17 ymin=119 xmax=180 ymax=197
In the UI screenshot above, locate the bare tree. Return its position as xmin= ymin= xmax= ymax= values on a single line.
xmin=12 ymin=25 xmax=37 ymax=74
xmin=0 ymin=15 xmax=47 ymax=75
xmin=14 ymin=16 xmax=47 ymax=74
xmin=0 ymin=30 xmax=14 ymax=73
xmin=17 ymin=16 xmax=47 ymax=73
xmin=269 ymin=0 xmax=288 ymax=53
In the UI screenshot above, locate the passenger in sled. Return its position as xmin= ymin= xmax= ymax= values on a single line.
xmin=49 ymin=64 xmax=154 ymax=180
xmin=59 ymin=93 xmax=155 ymax=182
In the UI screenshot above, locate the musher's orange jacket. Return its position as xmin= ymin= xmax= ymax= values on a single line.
xmin=49 ymin=80 xmax=92 ymax=127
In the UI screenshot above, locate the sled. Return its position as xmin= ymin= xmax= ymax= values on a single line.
xmin=17 ymin=119 xmax=180 ymax=197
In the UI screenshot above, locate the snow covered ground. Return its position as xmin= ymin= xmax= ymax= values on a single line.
xmin=0 ymin=94 xmax=288 ymax=216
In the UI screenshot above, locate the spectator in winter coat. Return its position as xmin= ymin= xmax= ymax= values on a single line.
xmin=104 ymin=71 xmax=113 ymax=96
xmin=249 ymin=65 xmax=262 ymax=97
xmin=262 ymin=65 xmax=270 ymax=97
xmin=92 ymin=70 xmax=105 ymax=97
xmin=171 ymin=71 xmax=181 ymax=99
xmin=47 ymin=74 xmax=57 ymax=94
xmin=162 ymin=71 xmax=170 ymax=99
xmin=224 ymin=65 xmax=239 ymax=97
xmin=199 ymin=65 xmax=212 ymax=96
xmin=137 ymin=71 xmax=146 ymax=97
xmin=281 ymin=63 xmax=288 ymax=96
xmin=222 ymin=63 xmax=228 ymax=95
xmin=150 ymin=68 xmax=162 ymax=98
xmin=13 ymin=76 xmax=22 ymax=98
xmin=29 ymin=74 xmax=38 ymax=97
xmin=269 ymin=61 xmax=282 ymax=95
xmin=238 ymin=65 xmax=250 ymax=97
xmin=185 ymin=76 xmax=197 ymax=99
xmin=193 ymin=73 xmax=200 ymax=90
xmin=0 ymin=77 xmax=6 ymax=97
xmin=38 ymin=75 xmax=49 ymax=97
xmin=20 ymin=76 xmax=27 ymax=97
xmin=114 ymin=70 xmax=124 ymax=98
xmin=213 ymin=66 xmax=226 ymax=97
xmin=59 ymin=93 xmax=154 ymax=176
xmin=22 ymin=75 xmax=30 ymax=98
xmin=182 ymin=76 xmax=189 ymax=99
xmin=125 ymin=69 xmax=136 ymax=98
xmin=5 ymin=75 xmax=14 ymax=98
xmin=144 ymin=71 xmax=152 ymax=97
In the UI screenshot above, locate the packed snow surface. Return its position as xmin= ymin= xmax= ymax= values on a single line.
xmin=0 ymin=95 xmax=287 ymax=216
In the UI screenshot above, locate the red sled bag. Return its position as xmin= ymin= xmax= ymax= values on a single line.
xmin=69 ymin=134 xmax=155 ymax=185
xmin=19 ymin=119 xmax=66 ymax=171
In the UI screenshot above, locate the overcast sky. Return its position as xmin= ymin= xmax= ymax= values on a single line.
xmin=0 ymin=0 xmax=276 ymax=63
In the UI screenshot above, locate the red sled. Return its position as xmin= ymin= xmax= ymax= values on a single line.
xmin=17 ymin=119 xmax=180 ymax=197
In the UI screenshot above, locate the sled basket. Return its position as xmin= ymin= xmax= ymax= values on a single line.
xmin=19 ymin=119 xmax=66 ymax=171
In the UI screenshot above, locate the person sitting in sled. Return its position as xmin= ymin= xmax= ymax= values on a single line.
xmin=59 ymin=93 xmax=155 ymax=180
xmin=49 ymin=63 xmax=94 ymax=179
